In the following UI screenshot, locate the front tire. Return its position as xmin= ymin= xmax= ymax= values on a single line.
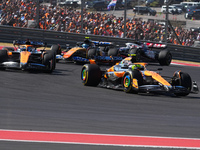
xmin=43 ymin=51 xmax=55 ymax=73
xmin=50 ymin=45 xmax=59 ymax=69
xmin=0 ymin=50 xmax=8 ymax=70
xmin=50 ymin=45 xmax=60 ymax=55
xmin=50 ymin=45 xmax=61 ymax=70
xmin=81 ymin=64 xmax=101 ymax=86
xmin=122 ymin=70 xmax=143 ymax=93
xmin=0 ymin=50 xmax=8 ymax=62
xmin=172 ymin=71 xmax=192 ymax=96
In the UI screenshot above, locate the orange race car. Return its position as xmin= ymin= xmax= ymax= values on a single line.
xmin=81 ymin=57 xmax=199 ymax=96
xmin=56 ymin=37 xmax=122 ymax=64
xmin=0 ymin=40 xmax=59 ymax=73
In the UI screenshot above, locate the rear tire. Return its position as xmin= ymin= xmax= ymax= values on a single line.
xmin=122 ymin=70 xmax=143 ymax=93
xmin=108 ymin=48 xmax=118 ymax=56
xmin=87 ymin=48 xmax=96 ymax=58
xmin=81 ymin=64 xmax=101 ymax=86
xmin=158 ymin=50 xmax=172 ymax=66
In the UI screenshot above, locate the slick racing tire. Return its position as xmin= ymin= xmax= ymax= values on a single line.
xmin=172 ymin=71 xmax=192 ymax=96
xmin=108 ymin=48 xmax=118 ymax=56
xmin=2 ymin=47 xmax=15 ymax=51
xmin=43 ymin=50 xmax=55 ymax=73
xmin=81 ymin=64 xmax=101 ymax=86
xmin=50 ymin=45 xmax=60 ymax=55
xmin=158 ymin=50 xmax=172 ymax=66
xmin=122 ymin=70 xmax=143 ymax=93
xmin=50 ymin=45 xmax=59 ymax=68
xmin=0 ymin=50 xmax=8 ymax=62
xmin=49 ymin=47 xmax=57 ymax=70
xmin=129 ymin=48 xmax=140 ymax=62
xmin=0 ymin=50 xmax=8 ymax=70
xmin=87 ymin=48 xmax=96 ymax=58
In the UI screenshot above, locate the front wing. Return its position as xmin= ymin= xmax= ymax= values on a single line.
xmin=1 ymin=61 xmax=49 ymax=70
xmin=99 ymin=78 xmax=199 ymax=95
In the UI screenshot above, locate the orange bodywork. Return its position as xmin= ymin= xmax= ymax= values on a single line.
xmin=144 ymin=70 xmax=171 ymax=86
xmin=173 ymin=70 xmax=181 ymax=78
xmin=104 ymin=71 xmax=125 ymax=79
xmin=63 ymin=47 xmax=86 ymax=58
xmin=7 ymin=51 xmax=12 ymax=56
xmin=105 ymin=65 xmax=125 ymax=78
xmin=107 ymin=66 xmax=115 ymax=72
xmin=114 ymin=72 xmax=125 ymax=78
xmin=89 ymin=59 xmax=96 ymax=64
xmin=19 ymin=45 xmax=32 ymax=64
xmin=20 ymin=51 xmax=31 ymax=64
xmin=105 ymin=60 xmax=170 ymax=86
xmin=132 ymin=79 xmax=138 ymax=89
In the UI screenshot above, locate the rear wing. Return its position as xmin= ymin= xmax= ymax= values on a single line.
xmin=13 ymin=40 xmax=46 ymax=48
xmin=145 ymin=42 xmax=167 ymax=49
xmin=92 ymin=41 xmax=114 ymax=47
xmin=76 ymin=40 xmax=114 ymax=47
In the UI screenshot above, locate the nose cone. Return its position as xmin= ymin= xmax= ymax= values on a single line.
xmin=20 ymin=51 xmax=31 ymax=64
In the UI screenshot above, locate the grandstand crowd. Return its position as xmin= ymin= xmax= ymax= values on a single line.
xmin=0 ymin=0 xmax=199 ymax=46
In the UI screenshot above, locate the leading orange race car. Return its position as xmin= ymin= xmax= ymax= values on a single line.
xmin=81 ymin=57 xmax=199 ymax=96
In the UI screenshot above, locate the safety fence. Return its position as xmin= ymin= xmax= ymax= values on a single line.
xmin=0 ymin=25 xmax=199 ymax=62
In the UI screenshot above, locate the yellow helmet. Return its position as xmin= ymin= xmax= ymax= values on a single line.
xmin=132 ymin=64 xmax=143 ymax=70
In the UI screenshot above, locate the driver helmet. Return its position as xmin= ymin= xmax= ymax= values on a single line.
xmin=131 ymin=64 xmax=143 ymax=70
xmin=84 ymin=37 xmax=91 ymax=45
xmin=25 ymin=39 xmax=31 ymax=45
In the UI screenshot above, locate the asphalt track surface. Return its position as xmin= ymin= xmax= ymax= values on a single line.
xmin=0 ymin=60 xmax=200 ymax=150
